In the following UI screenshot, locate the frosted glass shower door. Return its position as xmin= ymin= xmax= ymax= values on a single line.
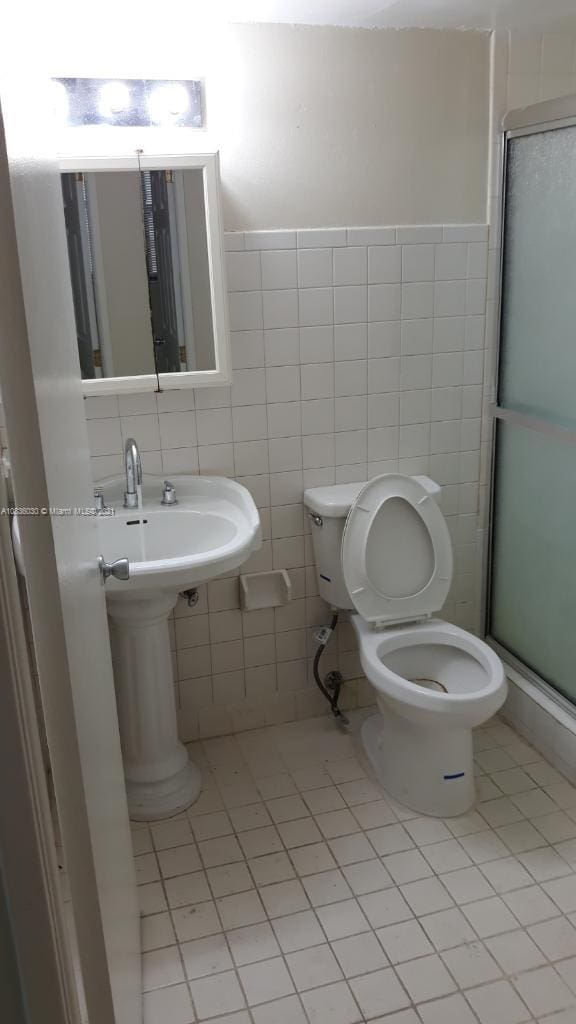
xmin=489 ymin=117 xmax=576 ymax=704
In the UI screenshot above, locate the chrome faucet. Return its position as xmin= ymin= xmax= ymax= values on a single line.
xmin=123 ymin=437 xmax=142 ymax=509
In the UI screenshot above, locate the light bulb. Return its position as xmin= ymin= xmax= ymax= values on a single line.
xmin=98 ymin=81 xmax=130 ymax=118
xmin=148 ymin=83 xmax=189 ymax=124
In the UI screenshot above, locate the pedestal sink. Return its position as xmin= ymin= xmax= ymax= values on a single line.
xmin=13 ymin=474 xmax=261 ymax=821
xmin=100 ymin=474 xmax=261 ymax=820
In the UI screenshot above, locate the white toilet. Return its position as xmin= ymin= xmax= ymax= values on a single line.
xmin=304 ymin=473 xmax=506 ymax=817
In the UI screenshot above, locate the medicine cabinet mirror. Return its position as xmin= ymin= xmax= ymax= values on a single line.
xmin=59 ymin=153 xmax=231 ymax=394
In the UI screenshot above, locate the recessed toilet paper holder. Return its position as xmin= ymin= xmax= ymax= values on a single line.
xmin=240 ymin=570 xmax=292 ymax=611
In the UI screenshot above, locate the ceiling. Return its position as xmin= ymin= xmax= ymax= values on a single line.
xmin=218 ymin=0 xmax=576 ymax=32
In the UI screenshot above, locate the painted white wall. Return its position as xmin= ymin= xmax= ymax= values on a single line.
xmin=214 ymin=24 xmax=490 ymax=229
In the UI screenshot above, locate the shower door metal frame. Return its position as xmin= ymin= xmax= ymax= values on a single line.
xmin=484 ymin=93 xmax=576 ymax=715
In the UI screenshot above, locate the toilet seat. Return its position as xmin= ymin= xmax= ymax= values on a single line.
xmin=342 ymin=474 xmax=453 ymax=626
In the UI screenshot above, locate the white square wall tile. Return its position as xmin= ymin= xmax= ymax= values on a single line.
xmin=369 ymin=284 xmax=401 ymax=322
xmin=368 ymin=394 xmax=399 ymax=428
xmin=300 ymin=325 xmax=333 ymax=363
xmin=433 ymin=317 xmax=466 ymax=353
xmin=335 ymin=397 xmax=367 ymax=432
xmin=435 ymin=243 xmax=467 ymax=281
xmin=232 ymin=405 xmax=268 ymax=442
xmin=87 ymin=417 xmax=122 ymax=457
xmin=402 ymin=244 xmax=434 ymax=282
xmin=397 ymin=422 xmax=430 ymax=459
xmin=263 ymin=290 xmax=299 ymax=329
xmin=334 ymin=286 xmax=367 ymax=325
xmin=333 ymin=247 xmax=367 ymax=286
xmin=231 ymin=330 xmax=265 ymax=369
xmin=268 ymin=402 xmax=302 ymax=438
xmin=297 ymin=248 xmax=333 ymax=288
xmin=400 ymin=355 xmax=432 ymax=391
xmin=434 ymin=281 xmax=467 ymax=317
xmin=266 ymin=365 xmax=301 ymax=404
xmin=229 ymin=291 xmax=263 ymax=331
xmin=301 ymin=399 xmax=334 ymax=435
xmin=402 ymin=283 xmax=434 ymax=319
xmin=335 ymin=323 xmax=368 ymax=360
xmin=335 ymin=361 xmax=366 ymax=398
xmin=226 ymin=251 xmax=261 ymax=291
xmin=399 ymin=390 xmax=430 ymax=425
xmin=299 ymin=288 xmax=333 ymax=327
xmin=196 ymin=407 xmax=232 ymax=446
xmin=368 ymin=321 xmax=400 ymax=358
xmin=368 ymin=245 xmax=401 ymax=284
xmin=369 ymin=357 xmax=401 ymax=394
xmin=261 ymin=250 xmax=298 ymax=290
xmin=401 ymin=319 xmax=433 ymax=355
xmin=264 ymin=328 xmax=300 ymax=366
xmin=302 ymin=363 xmax=335 ymax=401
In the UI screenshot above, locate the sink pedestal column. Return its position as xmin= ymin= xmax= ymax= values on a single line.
xmin=107 ymin=592 xmax=201 ymax=821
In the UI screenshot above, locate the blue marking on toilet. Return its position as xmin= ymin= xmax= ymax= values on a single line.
xmin=320 ymin=574 xmax=332 ymax=582
xmin=443 ymin=771 xmax=465 ymax=780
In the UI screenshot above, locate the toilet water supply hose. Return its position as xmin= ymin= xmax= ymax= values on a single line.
xmin=313 ymin=611 xmax=349 ymax=726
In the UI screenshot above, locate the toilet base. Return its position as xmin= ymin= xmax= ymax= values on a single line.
xmin=361 ymin=709 xmax=476 ymax=817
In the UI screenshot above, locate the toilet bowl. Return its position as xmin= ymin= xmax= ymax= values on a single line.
xmin=304 ymin=472 xmax=507 ymax=817
xmin=353 ymin=616 xmax=505 ymax=816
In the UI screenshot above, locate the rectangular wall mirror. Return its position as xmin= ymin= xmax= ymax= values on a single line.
xmin=59 ymin=154 xmax=231 ymax=394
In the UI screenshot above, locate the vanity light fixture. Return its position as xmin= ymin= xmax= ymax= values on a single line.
xmin=98 ymin=81 xmax=131 ymax=118
xmin=52 ymin=78 xmax=203 ymax=128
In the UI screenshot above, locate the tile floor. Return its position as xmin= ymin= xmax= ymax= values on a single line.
xmin=133 ymin=709 xmax=576 ymax=1024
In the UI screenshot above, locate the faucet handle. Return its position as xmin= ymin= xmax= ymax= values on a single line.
xmin=94 ymin=487 xmax=107 ymax=512
xmin=161 ymin=480 xmax=178 ymax=506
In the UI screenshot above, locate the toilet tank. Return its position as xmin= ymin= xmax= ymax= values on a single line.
xmin=304 ymin=476 xmax=442 ymax=611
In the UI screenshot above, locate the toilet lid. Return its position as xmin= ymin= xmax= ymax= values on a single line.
xmin=342 ymin=474 xmax=453 ymax=625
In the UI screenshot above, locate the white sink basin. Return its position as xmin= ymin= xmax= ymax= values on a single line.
xmin=97 ymin=474 xmax=261 ymax=595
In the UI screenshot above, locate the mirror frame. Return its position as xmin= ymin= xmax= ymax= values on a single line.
xmin=59 ymin=152 xmax=231 ymax=395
